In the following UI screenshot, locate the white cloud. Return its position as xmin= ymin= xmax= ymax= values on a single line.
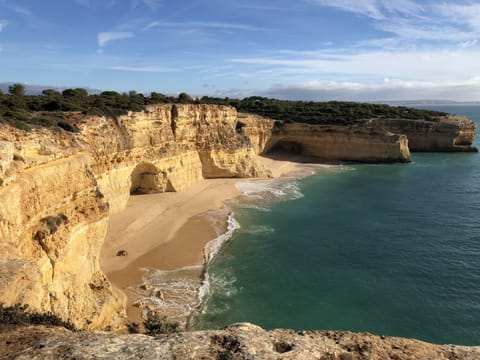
xmin=0 ymin=19 xmax=8 ymax=32
xmin=309 ymin=0 xmax=384 ymax=19
xmin=308 ymin=0 xmax=423 ymax=20
xmin=77 ymin=0 xmax=155 ymax=8
xmin=376 ymin=20 xmax=473 ymax=42
xmin=109 ymin=65 xmax=178 ymax=73
xmin=97 ymin=31 xmax=134 ymax=47
xmin=460 ymin=39 xmax=478 ymax=49
xmin=228 ymin=49 xmax=480 ymax=83
xmin=308 ymin=1 xmax=479 ymax=45
xmin=144 ymin=21 xmax=264 ymax=32
xmin=262 ymin=78 xmax=480 ymax=102
xmin=8 ymin=4 xmax=32 ymax=17
xmin=435 ymin=3 xmax=480 ymax=32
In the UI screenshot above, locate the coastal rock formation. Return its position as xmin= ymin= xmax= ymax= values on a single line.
xmin=0 ymin=104 xmax=476 ymax=332
xmin=368 ymin=115 xmax=477 ymax=152
xmin=2 ymin=323 xmax=480 ymax=359
xmin=240 ymin=114 xmax=411 ymax=163
xmin=84 ymin=104 xmax=265 ymax=214
xmin=0 ymin=104 xmax=265 ymax=330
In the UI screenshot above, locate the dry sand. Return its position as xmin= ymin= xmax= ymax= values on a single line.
xmin=101 ymin=155 xmax=326 ymax=325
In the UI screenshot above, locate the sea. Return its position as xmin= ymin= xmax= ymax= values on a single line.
xmin=192 ymin=105 xmax=480 ymax=346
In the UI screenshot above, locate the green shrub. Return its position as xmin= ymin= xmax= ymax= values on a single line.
xmin=126 ymin=321 xmax=140 ymax=334
xmin=57 ymin=121 xmax=79 ymax=132
xmin=143 ymin=311 xmax=180 ymax=336
xmin=0 ymin=303 xmax=76 ymax=331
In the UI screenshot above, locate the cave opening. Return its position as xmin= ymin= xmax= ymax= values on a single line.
xmin=265 ymin=140 xmax=304 ymax=156
xmin=130 ymin=163 xmax=161 ymax=195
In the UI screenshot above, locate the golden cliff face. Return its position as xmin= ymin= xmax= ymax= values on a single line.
xmin=0 ymin=104 xmax=265 ymax=330
xmin=240 ymin=113 xmax=411 ymax=163
xmin=369 ymin=115 xmax=477 ymax=152
xmin=0 ymin=127 xmax=124 ymax=330
xmin=85 ymin=104 xmax=267 ymax=214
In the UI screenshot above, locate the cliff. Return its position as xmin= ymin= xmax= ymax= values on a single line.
xmin=240 ymin=114 xmax=411 ymax=163
xmin=0 ymin=104 xmax=476 ymax=334
xmin=2 ymin=323 xmax=480 ymax=359
xmin=0 ymin=104 xmax=266 ymax=330
xmin=368 ymin=115 xmax=477 ymax=152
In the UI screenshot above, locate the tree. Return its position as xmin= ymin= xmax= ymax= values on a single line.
xmin=42 ymin=89 xmax=61 ymax=97
xmin=62 ymin=88 xmax=88 ymax=99
xmin=177 ymin=92 xmax=193 ymax=104
xmin=8 ymin=83 xmax=25 ymax=97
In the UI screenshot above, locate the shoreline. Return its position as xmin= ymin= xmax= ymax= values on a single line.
xmin=100 ymin=154 xmax=335 ymax=327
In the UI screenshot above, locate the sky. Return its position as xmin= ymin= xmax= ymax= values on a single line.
xmin=1 ymin=0 xmax=480 ymax=101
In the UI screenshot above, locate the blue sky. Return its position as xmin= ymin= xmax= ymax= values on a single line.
xmin=1 ymin=0 xmax=480 ymax=101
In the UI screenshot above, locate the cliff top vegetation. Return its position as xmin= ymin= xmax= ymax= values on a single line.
xmin=0 ymin=83 xmax=447 ymax=131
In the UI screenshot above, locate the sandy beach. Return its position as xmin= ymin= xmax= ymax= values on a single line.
xmin=101 ymin=155 xmax=324 ymax=326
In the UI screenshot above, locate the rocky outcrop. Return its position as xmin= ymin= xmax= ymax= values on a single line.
xmin=2 ymin=323 xmax=480 ymax=360
xmin=240 ymin=114 xmax=411 ymax=163
xmin=368 ymin=115 xmax=477 ymax=152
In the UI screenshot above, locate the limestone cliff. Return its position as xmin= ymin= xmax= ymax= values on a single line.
xmin=0 ymin=104 xmax=265 ymax=330
xmin=240 ymin=114 xmax=411 ymax=163
xmin=368 ymin=115 xmax=477 ymax=152
xmin=2 ymin=323 xmax=480 ymax=359
xmin=85 ymin=104 xmax=265 ymax=214
xmin=0 ymin=104 xmax=476 ymax=333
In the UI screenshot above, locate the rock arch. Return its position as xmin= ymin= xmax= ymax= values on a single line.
xmin=130 ymin=163 xmax=165 ymax=194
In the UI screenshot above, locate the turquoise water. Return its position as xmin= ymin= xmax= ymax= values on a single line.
xmin=195 ymin=106 xmax=480 ymax=345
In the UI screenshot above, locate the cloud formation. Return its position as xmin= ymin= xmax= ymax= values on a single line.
xmin=109 ymin=65 xmax=178 ymax=73
xmin=228 ymin=49 xmax=480 ymax=82
xmin=97 ymin=31 xmax=134 ymax=47
xmin=262 ymin=78 xmax=480 ymax=102
xmin=309 ymin=0 xmax=423 ymax=20
xmin=144 ymin=21 xmax=264 ymax=32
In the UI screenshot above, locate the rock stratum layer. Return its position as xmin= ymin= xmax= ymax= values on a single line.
xmin=0 ymin=104 xmax=476 ymax=338
xmin=2 ymin=323 xmax=480 ymax=360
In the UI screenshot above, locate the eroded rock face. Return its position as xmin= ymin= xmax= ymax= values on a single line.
xmin=0 ymin=105 xmax=265 ymax=330
xmin=2 ymin=323 xmax=479 ymax=360
xmin=368 ymin=115 xmax=477 ymax=152
xmin=240 ymin=114 xmax=411 ymax=163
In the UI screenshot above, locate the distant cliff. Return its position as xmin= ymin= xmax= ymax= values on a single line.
xmin=368 ymin=116 xmax=477 ymax=152
xmin=0 ymin=104 xmax=476 ymax=332
xmin=240 ymin=113 xmax=411 ymax=163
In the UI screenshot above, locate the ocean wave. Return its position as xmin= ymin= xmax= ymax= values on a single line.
xmin=202 ymin=207 xmax=232 ymax=236
xmin=204 ymin=213 xmax=240 ymax=264
xmin=196 ymin=270 xmax=238 ymax=318
xmin=241 ymin=224 xmax=275 ymax=235
xmin=129 ymin=266 xmax=205 ymax=325
xmin=235 ymin=178 xmax=304 ymax=202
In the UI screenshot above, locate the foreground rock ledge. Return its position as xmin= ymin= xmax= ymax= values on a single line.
xmin=2 ymin=323 xmax=479 ymax=360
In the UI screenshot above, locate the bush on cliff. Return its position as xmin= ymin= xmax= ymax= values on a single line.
xmin=143 ymin=311 xmax=180 ymax=336
xmin=0 ymin=303 xmax=76 ymax=331
xmin=0 ymin=84 xmax=448 ymax=131
xmin=199 ymin=96 xmax=448 ymax=125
